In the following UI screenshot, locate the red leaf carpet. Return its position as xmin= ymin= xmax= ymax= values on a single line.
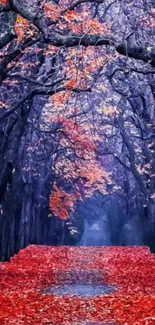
xmin=0 ymin=246 xmax=155 ymax=324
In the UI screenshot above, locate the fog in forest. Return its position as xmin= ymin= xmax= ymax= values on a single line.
xmin=0 ymin=0 xmax=155 ymax=261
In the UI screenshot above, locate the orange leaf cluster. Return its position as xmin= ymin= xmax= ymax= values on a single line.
xmin=49 ymin=183 xmax=77 ymax=219
xmin=60 ymin=8 xmax=111 ymax=35
xmin=63 ymin=47 xmax=108 ymax=89
xmin=59 ymin=117 xmax=96 ymax=152
xmin=49 ymin=91 xmax=71 ymax=108
xmin=65 ymin=79 xmax=77 ymax=88
xmin=44 ymin=45 xmax=58 ymax=56
xmin=48 ymin=117 xmax=110 ymax=219
xmin=14 ymin=15 xmax=36 ymax=41
xmin=44 ymin=2 xmax=61 ymax=20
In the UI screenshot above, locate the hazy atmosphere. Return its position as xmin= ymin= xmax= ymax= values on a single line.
xmin=0 ymin=0 xmax=155 ymax=324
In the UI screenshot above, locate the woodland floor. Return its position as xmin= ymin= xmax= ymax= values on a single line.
xmin=0 ymin=246 xmax=155 ymax=324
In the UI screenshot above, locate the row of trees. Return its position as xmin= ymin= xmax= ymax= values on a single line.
xmin=0 ymin=0 xmax=154 ymax=260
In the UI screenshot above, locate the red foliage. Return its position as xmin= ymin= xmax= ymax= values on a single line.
xmin=14 ymin=15 xmax=36 ymax=41
xmin=0 ymin=246 xmax=155 ymax=324
xmin=49 ymin=183 xmax=77 ymax=219
xmin=49 ymin=117 xmax=111 ymax=219
xmin=65 ymin=79 xmax=77 ymax=88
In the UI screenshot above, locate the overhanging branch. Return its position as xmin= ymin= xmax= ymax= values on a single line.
xmin=0 ymin=86 xmax=91 ymax=121
xmin=45 ymin=34 xmax=155 ymax=67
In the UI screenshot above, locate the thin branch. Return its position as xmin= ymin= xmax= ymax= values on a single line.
xmin=0 ymin=86 xmax=91 ymax=121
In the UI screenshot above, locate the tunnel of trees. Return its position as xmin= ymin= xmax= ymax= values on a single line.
xmin=0 ymin=0 xmax=154 ymax=261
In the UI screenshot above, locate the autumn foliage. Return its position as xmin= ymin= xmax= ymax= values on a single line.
xmin=0 ymin=245 xmax=155 ymax=324
xmin=49 ymin=184 xmax=76 ymax=220
xmin=43 ymin=1 xmax=111 ymax=35
xmin=14 ymin=15 xmax=36 ymax=41
xmin=1 ymin=0 xmax=154 ymax=223
xmin=0 ymin=0 xmax=154 ymax=260
xmin=49 ymin=117 xmax=111 ymax=219
xmin=0 ymin=0 xmax=7 ymax=4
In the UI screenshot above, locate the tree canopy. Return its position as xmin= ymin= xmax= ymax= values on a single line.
xmin=0 ymin=0 xmax=155 ymax=259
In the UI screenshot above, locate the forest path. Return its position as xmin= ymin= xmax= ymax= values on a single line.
xmin=0 ymin=246 xmax=155 ymax=324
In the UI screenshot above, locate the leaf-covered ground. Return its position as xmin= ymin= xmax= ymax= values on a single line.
xmin=0 ymin=246 xmax=155 ymax=324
